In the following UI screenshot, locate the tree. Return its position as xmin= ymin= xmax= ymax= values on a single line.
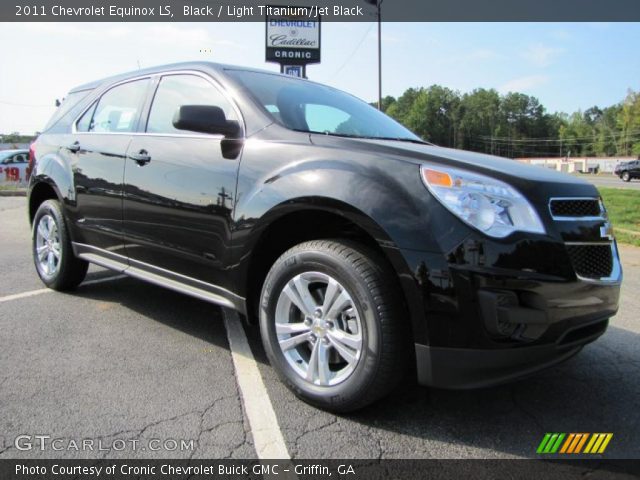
xmin=457 ymin=88 xmax=502 ymax=153
xmin=375 ymin=85 xmax=639 ymax=158
xmin=617 ymin=89 xmax=640 ymax=156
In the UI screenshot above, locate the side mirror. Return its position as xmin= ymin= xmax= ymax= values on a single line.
xmin=172 ymin=105 xmax=240 ymax=137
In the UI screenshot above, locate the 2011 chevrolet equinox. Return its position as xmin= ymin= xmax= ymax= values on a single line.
xmin=28 ymin=62 xmax=622 ymax=412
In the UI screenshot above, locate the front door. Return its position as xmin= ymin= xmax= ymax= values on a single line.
xmin=122 ymin=73 xmax=242 ymax=288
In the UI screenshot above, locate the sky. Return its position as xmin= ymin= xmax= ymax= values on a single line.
xmin=0 ymin=21 xmax=639 ymax=134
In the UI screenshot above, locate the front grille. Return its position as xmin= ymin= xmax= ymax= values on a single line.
xmin=550 ymin=198 xmax=602 ymax=218
xmin=566 ymin=244 xmax=613 ymax=279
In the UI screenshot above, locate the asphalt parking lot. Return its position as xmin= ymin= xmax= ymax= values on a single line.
xmin=1 ymin=196 xmax=639 ymax=460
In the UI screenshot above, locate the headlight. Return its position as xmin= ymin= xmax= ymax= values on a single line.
xmin=420 ymin=165 xmax=545 ymax=238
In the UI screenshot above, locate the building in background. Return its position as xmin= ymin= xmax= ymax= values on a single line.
xmin=516 ymin=157 xmax=637 ymax=174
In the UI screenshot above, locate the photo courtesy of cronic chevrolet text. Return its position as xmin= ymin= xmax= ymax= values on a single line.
xmin=27 ymin=62 xmax=622 ymax=412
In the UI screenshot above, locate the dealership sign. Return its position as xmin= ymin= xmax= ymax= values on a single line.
xmin=266 ymin=6 xmax=321 ymax=72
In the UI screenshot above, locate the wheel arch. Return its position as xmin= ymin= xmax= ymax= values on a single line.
xmin=28 ymin=181 xmax=61 ymax=225
xmin=28 ymin=145 xmax=76 ymax=219
xmin=238 ymin=198 xmax=428 ymax=346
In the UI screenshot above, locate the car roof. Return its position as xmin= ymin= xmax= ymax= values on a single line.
xmin=68 ymin=61 xmax=294 ymax=93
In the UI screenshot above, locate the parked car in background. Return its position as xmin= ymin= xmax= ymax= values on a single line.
xmin=615 ymin=159 xmax=640 ymax=182
xmin=0 ymin=149 xmax=29 ymax=185
xmin=27 ymin=62 xmax=621 ymax=412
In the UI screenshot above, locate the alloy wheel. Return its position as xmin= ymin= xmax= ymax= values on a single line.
xmin=35 ymin=214 xmax=61 ymax=277
xmin=274 ymin=271 xmax=363 ymax=386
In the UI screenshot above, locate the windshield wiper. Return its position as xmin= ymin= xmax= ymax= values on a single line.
xmin=374 ymin=137 xmax=432 ymax=145
xmin=302 ymin=130 xmax=432 ymax=145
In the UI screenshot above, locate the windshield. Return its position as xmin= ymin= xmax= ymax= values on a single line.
xmin=227 ymin=70 xmax=422 ymax=141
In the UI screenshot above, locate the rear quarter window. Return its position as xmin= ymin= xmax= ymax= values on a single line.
xmin=42 ymin=90 xmax=93 ymax=132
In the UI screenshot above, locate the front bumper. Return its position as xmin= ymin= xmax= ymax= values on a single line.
xmin=416 ymin=318 xmax=607 ymax=389
xmin=397 ymin=246 xmax=621 ymax=389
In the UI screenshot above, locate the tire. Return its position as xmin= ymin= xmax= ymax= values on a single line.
xmin=32 ymin=199 xmax=88 ymax=291
xmin=622 ymin=171 xmax=631 ymax=182
xmin=259 ymin=239 xmax=409 ymax=412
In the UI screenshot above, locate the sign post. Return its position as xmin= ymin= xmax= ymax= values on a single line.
xmin=265 ymin=6 xmax=321 ymax=78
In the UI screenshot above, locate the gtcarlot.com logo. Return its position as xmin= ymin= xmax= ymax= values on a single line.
xmin=13 ymin=434 xmax=195 ymax=452
xmin=536 ymin=433 xmax=613 ymax=454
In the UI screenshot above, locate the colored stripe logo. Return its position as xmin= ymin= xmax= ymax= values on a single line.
xmin=537 ymin=433 xmax=613 ymax=454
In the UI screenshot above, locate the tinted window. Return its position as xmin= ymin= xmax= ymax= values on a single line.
xmin=228 ymin=70 xmax=421 ymax=141
xmin=43 ymin=89 xmax=93 ymax=131
xmin=1 ymin=153 xmax=27 ymax=164
xmin=90 ymin=79 xmax=149 ymax=133
xmin=147 ymin=75 xmax=237 ymax=134
xmin=76 ymin=102 xmax=97 ymax=132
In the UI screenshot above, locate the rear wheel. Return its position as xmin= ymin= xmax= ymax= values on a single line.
xmin=259 ymin=239 xmax=408 ymax=412
xmin=32 ymin=199 xmax=88 ymax=290
xmin=622 ymin=171 xmax=631 ymax=182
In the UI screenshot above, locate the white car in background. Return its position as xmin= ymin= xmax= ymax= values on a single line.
xmin=0 ymin=149 xmax=29 ymax=186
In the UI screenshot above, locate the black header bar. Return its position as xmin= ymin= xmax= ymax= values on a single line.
xmin=5 ymin=0 xmax=640 ymax=22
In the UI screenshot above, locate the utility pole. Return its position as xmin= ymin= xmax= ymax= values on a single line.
xmin=364 ymin=0 xmax=383 ymax=110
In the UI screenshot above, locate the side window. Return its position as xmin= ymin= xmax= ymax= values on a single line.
xmin=13 ymin=153 xmax=28 ymax=163
xmin=90 ymin=79 xmax=149 ymax=133
xmin=146 ymin=75 xmax=238 ymax=134
xmin=76 ymin=102 xmax=97 ymax=132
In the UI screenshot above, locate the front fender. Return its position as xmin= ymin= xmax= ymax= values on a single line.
xmin=235 ymin=153 xmax=435 ymax=251
xmin=233 ymin=145 xmax=440 ymax=344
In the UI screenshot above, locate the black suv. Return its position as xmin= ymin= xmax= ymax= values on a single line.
xmin=28 ymin=62 xmax=621 ymax=412
xmin=615 ymin=159 xmax=640 ymax=182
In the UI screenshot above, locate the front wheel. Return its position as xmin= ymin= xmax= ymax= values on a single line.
xmin=32 ymin=199 xmax=88 ymax=290
xmin=622 ymin=171 xmax=631 ymax=182
xmin=259 ymin=240 xmax=408 ymax=412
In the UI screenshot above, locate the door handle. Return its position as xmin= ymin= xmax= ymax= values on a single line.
xmin=66 ymin=141 xmax=80 ymax=153
xmin=128 ymin=150 xmax=151 ymax=166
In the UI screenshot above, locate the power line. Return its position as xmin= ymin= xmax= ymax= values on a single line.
xmin=332 ymin=23 xmax=375 ymax=77
xmin=476 ymin=129 xmax=640 ymax=143
xmin=473 ymin=132 xmax=640 ymax=145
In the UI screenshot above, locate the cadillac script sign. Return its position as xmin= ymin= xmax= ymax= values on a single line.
xmin=265 ymin=6 xmax=321 ymax=65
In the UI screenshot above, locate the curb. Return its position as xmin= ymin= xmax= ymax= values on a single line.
xmin=0 ymin=190 xmax=27 ymax=197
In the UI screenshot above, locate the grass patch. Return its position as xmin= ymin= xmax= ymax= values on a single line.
xmin=0 ymin=184 xmax=26 ymax=191
xmin=599 ymin=187 xmax=640 ymax=247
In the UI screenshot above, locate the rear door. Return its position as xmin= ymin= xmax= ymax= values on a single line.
xmin=122 ymin=73 xmax=242 ymax=288
xmin=70 ymin=78 xmax=150 ymax=256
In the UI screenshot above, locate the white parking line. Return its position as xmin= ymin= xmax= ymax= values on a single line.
xmin=222 ymin=308 xmax=292 ymax=460
xmin=0 ymin=287 xmax=49 ymax=303
xmin=2 ymin=275 xmax=295 ymax=466
xmin=0 ymin=274 xmax=127 ymax=304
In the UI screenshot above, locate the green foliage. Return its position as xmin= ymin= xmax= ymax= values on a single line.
xmin=599 ymin=187 xmax=640 ymax=247
xmin=380 ymin=86 xmax=640 ymax=158
xmin=0 ymin=132 xmax=36 ymax=144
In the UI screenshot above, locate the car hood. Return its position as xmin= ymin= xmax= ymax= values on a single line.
xmin=310 ymin=134 xmax=599 ymax=201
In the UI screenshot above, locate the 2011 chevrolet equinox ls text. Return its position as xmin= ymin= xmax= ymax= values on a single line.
xmin=28 ymin=62 xmax=622 ymax=412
